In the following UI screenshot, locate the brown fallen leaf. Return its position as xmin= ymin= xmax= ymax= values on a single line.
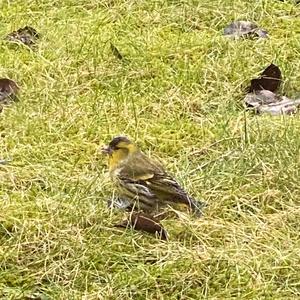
xmin=278 ymin=0 xmax=300 ymax=3
xmin=0 ymin=79 xmax=19 ymax=104
xmin=245 ymin=89 xmax=281 ymax=108
xmin=247 ymin=64 xmax=282 ymax=93
xmin=115 ymin=212 xmax=168 ymax=240
xmin=245 ymin=90 xmax=300 ymax=115
xmin=223 ymin=21 xmax=268 ymax=39
xmin=110 ymin=42 xmax=123 ymax=60
xmin=244 ymin=63 xmax=300 ymax=115
xmin=5 ymin=26 xmax=40 ymax=48
xmin=258 ymin=98 xmax=300 ymax=115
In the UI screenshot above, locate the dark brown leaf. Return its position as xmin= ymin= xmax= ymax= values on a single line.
xmin=5 ymin=26 xmax=40 ymax=48
xmin=110 ymin=43 xmax=123 ymax=60
xmin=248 ymin=64 xmax=282 ymax=93
xmin=278 ymin=0 xmax=300 ymax=3
xmin=0 ymin=79 xmax=19 ymax=104
xmin=115 ymin=212 xmax=168 ymax=240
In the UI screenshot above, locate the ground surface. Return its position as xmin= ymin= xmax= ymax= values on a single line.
xmin=0 ymin=0 xmax=300 ymax=299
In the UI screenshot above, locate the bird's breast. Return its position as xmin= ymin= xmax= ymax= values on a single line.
xmin=110 ymin=166 xmax=123 ymax=179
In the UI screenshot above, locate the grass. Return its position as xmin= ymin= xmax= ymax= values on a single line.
xmin=0 ymin=0 xmax=300 ymax=298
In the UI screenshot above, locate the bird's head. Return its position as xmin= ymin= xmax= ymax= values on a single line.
xmin=102 ymin=136 xmax=138 ymax=170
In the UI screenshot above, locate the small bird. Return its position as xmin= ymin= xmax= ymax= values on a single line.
xmin=102 ymin=136 xmax=205 ymax=216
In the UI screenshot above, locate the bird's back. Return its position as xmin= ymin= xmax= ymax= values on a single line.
xmin=113 ymin=151 xmax=204 ymax=214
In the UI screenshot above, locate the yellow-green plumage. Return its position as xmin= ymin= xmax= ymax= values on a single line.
xmin=103 ymin=136 xmax=205 ymax=215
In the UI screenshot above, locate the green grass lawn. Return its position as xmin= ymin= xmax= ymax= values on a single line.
xmin=1 ymin=0 xmax=300 ymax=299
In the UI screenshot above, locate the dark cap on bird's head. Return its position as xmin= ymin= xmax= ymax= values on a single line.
xmin=109 ymin=136 xmax=131 ymax=149
xmin=101 ymin=136 xmax=133 ymax=155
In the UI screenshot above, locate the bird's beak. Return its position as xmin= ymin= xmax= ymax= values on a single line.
xmin=101 ymin=145 xmax=112 ymax=155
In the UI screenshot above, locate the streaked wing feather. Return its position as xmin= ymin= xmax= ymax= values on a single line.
xmin=115 ymin=151 xmax=196 ymax=210
xmin=118 ymin=177 xmax=158 ymax=208
xmin=118 ymin=173 xmax=191 ymax=207
xmin=146 ymin=174 xmax=192 ymax=205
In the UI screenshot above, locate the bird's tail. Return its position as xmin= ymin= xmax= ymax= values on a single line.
xmin=189 ymin=198 xmax=207 ymax=217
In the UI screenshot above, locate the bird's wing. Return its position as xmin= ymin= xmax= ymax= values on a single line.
xmin=119 ymin=168 xmax=192 ymax=206
xmin=145 ymin=173 xmax=193 ymax=205
xmin=116 ymin=151 xmax=198 ymax=209
xmin=118 ymin=152 xmax=165 ymax=181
